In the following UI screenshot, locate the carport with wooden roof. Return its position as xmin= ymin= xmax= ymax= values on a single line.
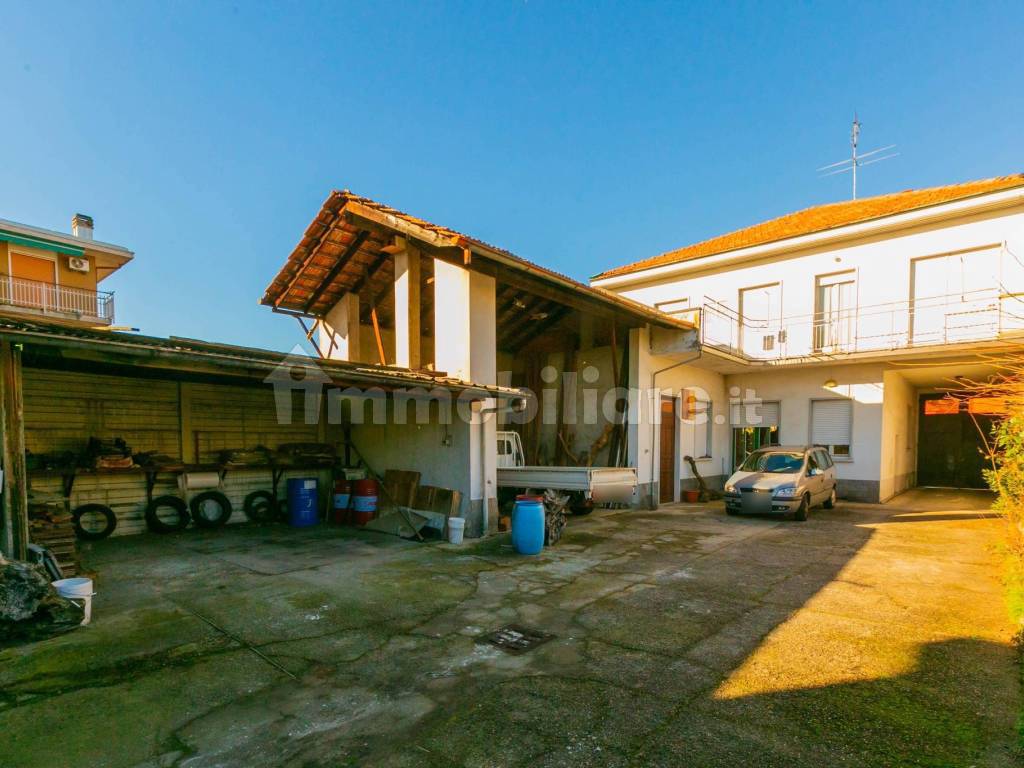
xmin=261 ymin=190 xmax=691 ymax=367
xmin=261 ymin=191 xmax=697 ymax=484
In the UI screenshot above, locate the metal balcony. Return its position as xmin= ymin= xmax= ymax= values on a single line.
xmin=696 ymin=289 xmax=1024 ymax=362
xmin=0 ymin=276 xmax=115 ymax=324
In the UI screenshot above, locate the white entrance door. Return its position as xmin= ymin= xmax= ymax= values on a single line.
xmin=739 ymin=283 xmax=782 ymax=358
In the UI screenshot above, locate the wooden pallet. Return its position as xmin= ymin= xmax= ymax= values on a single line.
xmin=29 ymin=498 xmax=79 ymax=578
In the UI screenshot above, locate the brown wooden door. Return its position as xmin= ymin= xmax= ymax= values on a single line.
xmin=659 ymin=397 xmax=676 ymax=503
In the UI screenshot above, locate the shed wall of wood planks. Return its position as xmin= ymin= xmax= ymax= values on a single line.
xmin=188 ymin=382 xmax=321 ymax=463
xmin=23 ymin=368 xmax=328 ymax=538
xmin=23 ymin=369 xmax=181 ymax=457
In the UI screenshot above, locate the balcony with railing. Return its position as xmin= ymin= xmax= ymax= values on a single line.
xmin=0 ymin=276 xmax=115 ymax=325
xmin=696 ymin=288 xmax=1024 ymax=362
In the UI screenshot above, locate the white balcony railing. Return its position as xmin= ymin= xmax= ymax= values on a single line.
xmin=0 ymin=276 xmax=115 ymax=323
xmin=697 ymin=289 xmax=1024 ymax=361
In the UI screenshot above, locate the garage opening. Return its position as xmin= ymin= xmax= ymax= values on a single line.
xmin=917 ymin=393 xmax=992 ymax=489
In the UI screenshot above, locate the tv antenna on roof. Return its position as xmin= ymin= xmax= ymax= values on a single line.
xmin=817 ymin=114 xmax=898 ymax=199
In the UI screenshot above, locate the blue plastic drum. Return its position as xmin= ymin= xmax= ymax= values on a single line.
xmin=512 ymin=495 xmax=545 ymax=555
xmin=287 ymin=477 xmax=319 ymax=527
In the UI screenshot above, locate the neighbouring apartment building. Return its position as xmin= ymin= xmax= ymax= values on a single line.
xmin=0 ymin=213 xmax=131 ymax=326
xmin=592 ymin=174 xmax=1024 ymax=503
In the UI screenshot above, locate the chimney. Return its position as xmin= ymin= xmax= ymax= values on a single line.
xmin=71 ymin=213 xmax=94 ymax=240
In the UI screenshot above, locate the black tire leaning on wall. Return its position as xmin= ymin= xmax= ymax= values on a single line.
xmin=189 ymin=491 xmax=233 ymax=529
xmin=145 ymin=495 xmax=191 ymax=533
xmin=243 ymin=490 xmax=279 ymax=524
xmin=72 ymin=503 xmax=117 ymax=541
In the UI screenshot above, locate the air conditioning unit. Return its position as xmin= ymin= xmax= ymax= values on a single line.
xmin=68 ymin=256 xmax=90 ymax=273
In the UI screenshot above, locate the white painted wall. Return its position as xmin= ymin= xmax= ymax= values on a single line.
xmin=335 ymin=399 xmax=474 ymax=519
xmin=651 ymin=354 xmax=731 ymax=495
xmin=318 ymin=293 xmax=361 ymax=361
xmin=880 ymin=370 xmax=918 ymax=501
xmin=724 ymin=363 xmax=887 ymax=500
xmin=608 ymin=205 xmax=1024 ymax=360
xmin=627 ymin=326 xmax=731 ymax=505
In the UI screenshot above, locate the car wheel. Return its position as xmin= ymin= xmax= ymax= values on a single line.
xmin=792 ymin=495 xmax=809 ymax=522
xmin=823 ymin=487 xmax=837 ymax=509
xmin=725 ymin=507 xmax=739 ymax=516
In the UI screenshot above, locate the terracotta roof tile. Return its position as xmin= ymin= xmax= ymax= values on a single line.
xmin=594 ymin=174 xmax=1024 ymax=281
xmin=263 ymin=189 xmax=693 ymax=330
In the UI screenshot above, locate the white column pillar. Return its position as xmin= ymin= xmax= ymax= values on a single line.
xmin=433 ymin=259 xmax=471 ymax=380
xmin=433 ymin=258 xmax=498 ymax=536
xmin=469 ymin=271 xmax=497 ymax=533
xmin=627 ymin=326 xmax=656 ymax=508
xmin=469 ymin=271 xmax=496 ymax=384
xmin=393 ymin=246 xmax=422 ymax=369
xmin=318 ymin=293 xmax=361 ymax=361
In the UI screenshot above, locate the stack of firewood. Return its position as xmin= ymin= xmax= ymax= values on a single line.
xmin=28 ymin=497 xmax=79 ymax=578
xmin=543 ymin=489 xmax=569 ymax=546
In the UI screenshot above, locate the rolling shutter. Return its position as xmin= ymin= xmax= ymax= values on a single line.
xmin=730 ymin=400 xmax=780 ymax=427
xmin=811 ymin=399 xmax=852 ymax=446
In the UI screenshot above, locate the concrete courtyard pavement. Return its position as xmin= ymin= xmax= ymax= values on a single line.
xmin=1 ymin=491 xmax=1019 ymax=767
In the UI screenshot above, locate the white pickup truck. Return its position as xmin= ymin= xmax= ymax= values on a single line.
xmin=495 ymin=431 xmax=637 ymax=506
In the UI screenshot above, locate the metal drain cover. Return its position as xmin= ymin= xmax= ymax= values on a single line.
xmin=482 ymin=624 xmax=555 ymax=654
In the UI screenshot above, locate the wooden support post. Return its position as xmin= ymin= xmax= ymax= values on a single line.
xmin=371 ymin=307 xmax=387 ymax=365
xmin=0 ymin=341 xmax=29 ymax=560
xmin=179 ymin=382 xmax=195 ymax=463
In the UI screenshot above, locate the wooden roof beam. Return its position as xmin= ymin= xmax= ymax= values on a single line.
xmin=507 ymin=305 xmax=572 ymax=353
xmin=349 ymin=250 xmax=390 ymax=298
xmin=274 ymin=221 xmax=348 ymax=308
xmin=302 ymin=229 xmax=371 ymax=313
xmin=499 ymin=296 xmax=555 ymax=343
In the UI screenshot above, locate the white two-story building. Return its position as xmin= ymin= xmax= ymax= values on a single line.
xmin=594 ymin=174 xmax=1024 ymax=504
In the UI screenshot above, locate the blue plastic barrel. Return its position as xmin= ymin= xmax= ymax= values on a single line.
xmin=512 ymin=495 xmax=545 ymax=555
xmin=287 ymin=477 xmax=319 ymax=527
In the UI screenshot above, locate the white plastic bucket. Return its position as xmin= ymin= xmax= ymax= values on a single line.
xmin=53 ymin=578 xmax=95 ymax=626
xmin=447 ymin=517 xmax=466 ymax=545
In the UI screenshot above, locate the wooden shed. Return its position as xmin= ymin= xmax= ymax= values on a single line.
xmin=0 ymin=318 xmax=520 ymax=560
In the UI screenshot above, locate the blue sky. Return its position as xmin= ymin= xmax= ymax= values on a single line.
xmin=2 ymin=1 xmax=1021 ymax=351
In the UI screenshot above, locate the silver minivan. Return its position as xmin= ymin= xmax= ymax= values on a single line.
xmin=723 ymin=445 xmax=838 ymax=521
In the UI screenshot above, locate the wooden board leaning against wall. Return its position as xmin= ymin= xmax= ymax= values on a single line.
xmin=23 ymin=367 xmax=330 ymax=537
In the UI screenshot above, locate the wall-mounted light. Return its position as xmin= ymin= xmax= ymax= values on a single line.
xmin=824 ymin=378 xmax=838 ymax=388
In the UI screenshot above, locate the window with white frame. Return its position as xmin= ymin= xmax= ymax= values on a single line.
xmin=813 ymin=270 xmax=856 ymax=352
xmin=811 ymin=399 xmax=852 ymax=458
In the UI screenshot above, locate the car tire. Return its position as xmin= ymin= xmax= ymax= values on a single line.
xmin=725 ymin=506 xmax=739 ymax=516
xmin=190 ymin=491 xmax=233 ymax=529
xmin=72 ymin=503 xmax=117 ymax=541
xmin=145 ymin=495 xmax=191 ymax=533
xmin=243 ymin=490 xmax=279 ymax=523
xmin=823 ymin=487 xmax=837 ymax=509
xmin=792 ymin=495 xmax=809 ymax=522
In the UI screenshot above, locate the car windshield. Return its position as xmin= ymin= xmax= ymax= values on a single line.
xmin=739 ymin=451 xmax=804 ymax=474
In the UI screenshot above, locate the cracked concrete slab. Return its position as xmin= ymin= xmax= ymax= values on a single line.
xmin=1 ymin=491 xmax=1018 ymax=767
